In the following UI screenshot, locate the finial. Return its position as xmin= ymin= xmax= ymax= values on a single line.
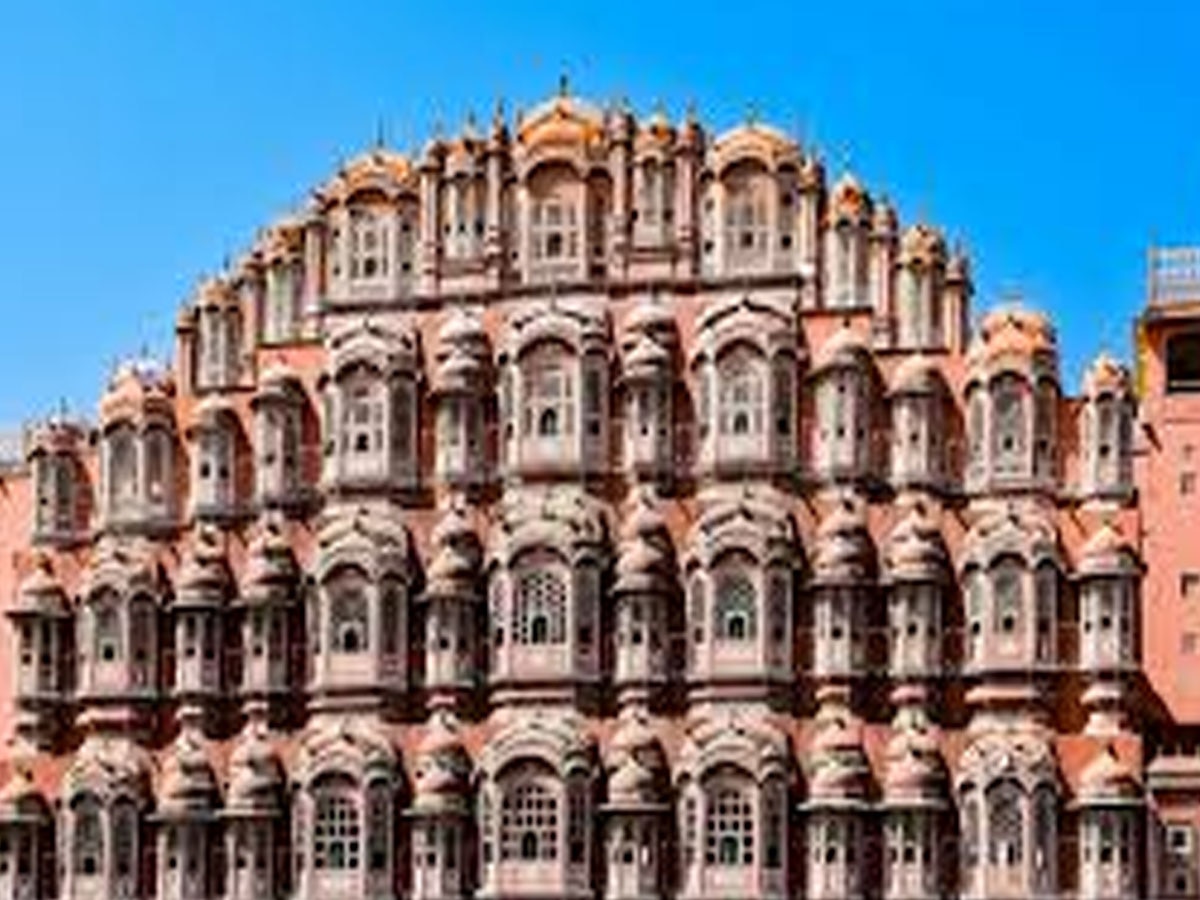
xmin=685 ymin=98 xmax=698 ymax=125
xmin=558 ymin=69 xmax=570 ymax=98
xmin=374 ymin=117 xmax=386 ymax=149
xmin=745 ymin=100 xmax=759 ymax=125
xmin=465 ymin=108 xmax=478 ymax=136
xmin=838 ymin=141 xmax=852 ymax=174
xmin=493 ymin=96 xmax=505 ymax=126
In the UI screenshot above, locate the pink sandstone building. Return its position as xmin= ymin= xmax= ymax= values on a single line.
xmin=0 ymin=88 xmax=1193 ymax=899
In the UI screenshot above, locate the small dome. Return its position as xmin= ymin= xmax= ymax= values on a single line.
xmin=900 ymin=223 xmax=946 ymax=264
xmin=25 ymin=417 xmax=86 ymax=459
xmin=14 ymin=552 xmax=69 ymax=617
xmin=1078 ymin=521 xmax=1138 ymax=578
xmin=808 ymin=716 xmax=872 ymax=803
xmin=623 ymin=333 xmax=671 ymax=377
xmin=813 ymin=498 xmax=873 ymax=586
xmin=227 ymin=719 xmax=284 ymax=813
xmin=196 ymin=275 xmax=237 ymax=310
xmin=175 ymin=527 xmax=230 ymax=608
xmin=814 ymin=321 xmax=870 ymax=372
xmin=1083 ymin=352 xmax=1131 ymax=398
xmin=828 ymin=171 xmax=868 ymax=223
xmin=890 ymin=353 xmax=942 ymax=396
xmin=240 ymin=516 xmax=299 ymax=606
xmin=1079 ymin=745 xmax=1140 ymax=805
xmin=0 ymin=766 xmax=48 ymax=824
xmin=412 ymin=712 xmax=470 ymax=813
xmin=159 ymin=727 xmax=218 ymax=818
xmin=100 ymin=357 xmax=174 ymax=428
xmin=883 ymin=728 xmax=946 ymax=807
xmin=255 ymin=360 xmax=303 ymax=400
xmin=885 ymin=505 xmax=949 ymax=583
xmin=969 ymin=306 xmax=1057 ymax=368
xmin=423 ymin=504 xmax=482 ymax=603
xmin=605 ymin=711 xmax=665 ymax=808
xmin=613 ymin=493 xmax=674 ymax=597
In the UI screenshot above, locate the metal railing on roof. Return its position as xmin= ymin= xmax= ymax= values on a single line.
xmin=1148 ymin=246 xmax=1200 ymax=305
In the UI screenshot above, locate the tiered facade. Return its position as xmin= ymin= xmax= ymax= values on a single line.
xmin=0 ymin=88 xmax=1182 ymax=899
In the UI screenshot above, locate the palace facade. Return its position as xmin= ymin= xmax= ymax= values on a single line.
xmin=0 ymin=87 xmax=1195 ymax=899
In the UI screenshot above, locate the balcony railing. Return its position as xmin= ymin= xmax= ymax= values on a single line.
xmin=1149 ymin=245 xmax=1200 ymax=305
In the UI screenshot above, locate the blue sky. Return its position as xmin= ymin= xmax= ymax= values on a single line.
xmin=0 ymin=1 xmax=1196 ymax=423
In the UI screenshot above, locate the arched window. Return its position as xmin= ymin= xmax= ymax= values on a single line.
xmin=704 ymin=782 xmax=754 ymax=867
xmin=108 ymin=426 xmax=137 ymax=515
xmin=329 ymin=577 xmax=369 ymax=654
xmin=723 ymin=167 xmax=770 ymax=272
xmin=718 ymin=350 xmax=763 ymax=438
xmin=991 ymin=374 xmax=1026 ymax=476
xmin=111 ymin=798 xmax=138 ymax=884
xmin=94 ymin=601 xmax=122 ymax=662
xmin=1032 ymin=786 xmax=1056 ymax=882
xmin=522 ymin=346 xmax=574 ymax=442
xmin=713 ymin=571 xmax=757 ymax=641
xmin=987 ymin=781 xmax=1023 ymax=866
xmin=965 ymin=569 xmax=985 ymax=663
xmin=992 ymin=559 xmax=1023 ymax=638
xmin=313 ymin=779 xmax=361 ymax=871
xmin=961 ymin=792 xmax=980 ymax=869
xmin=967 ymin=387 xmax=986 ymax=474
xmin=500 ymin=778 xmax=558 ymax=862
xmin=73 ymin=794 xmax=104 ymax=876
xmin=514 ymin=566 xmax=567 ymax=645
xmin=348 ymin=208 xmax=389 ymax=282
xmin=341 ymin=373 xmax=385 ymax=474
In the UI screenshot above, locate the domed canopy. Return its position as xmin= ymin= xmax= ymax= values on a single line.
xmin=1078 ymin=520 xmax=1140 ymax=578
xmin=882 ymin=727 xmax=947 ymax=809
xmin=174 ymin=526 xmax=231 ymax=609
xmin=890 ymin=352 xmax=944 ymax=397
xmin=239 ymin=515 xmax=300 ymax=607
xmin=1083 ymin=352 xmax=1132 ymax=398
xmin=884 ymin=504 xmax=950 ymax=584
xmin=315 ymin=147 xmax=416 ymax=206
xmin=899 ymin=222 xmax=947 ymax=265
xmin=412 ymin=710 xmax=470 ymax=815
xmin=227 ymin=719 xmax=285 ymax=817
xmin=25 ymin=416 xmax=86 ymax=460
xmin=99 ymin=356 xmax=174 ymax=429
xmin=613 ymin=492 xmax=676 ymax=598
xmin=1078 ymin=744 xmax=1141 ymax=807
xmin=967 ymin=306 xmax=1058 ymax=375
xmin=422 ymin=503 xmax=482 ymax=604
xmin=827 ymin=171 xmax=869 ymax=224
xmin=806 ymin=716 xmax=873 ymax=807
xmin=156 ymin=726 xmax=219 ymax=821
xmin=813 ymin=321 xmax=871 ymax=374
xmin=13 ymin=552 xmax=69 ymax=618
xmin=812 ymin=497 xmax=875 ymax=587
xmin=0 ymin=766 xmax=49 ymax=825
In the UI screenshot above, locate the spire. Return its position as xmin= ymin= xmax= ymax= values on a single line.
xmin=558 ymin=69 xmax=570 ymax=98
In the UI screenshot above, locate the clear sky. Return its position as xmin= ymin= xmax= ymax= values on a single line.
xmin=0 ymin=0 xmax=1196 ymax=424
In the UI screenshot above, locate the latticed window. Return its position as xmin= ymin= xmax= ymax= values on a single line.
xmin=705 ymin=784 xmax=754 ymax=866
xmin=94 ymin=601 xmax=122 ymax=662
xmin=992 ymin=560 xmax=1023 ymax=637
xmin=714 ymin=571 xmax=757 ymax=641
xmin=523 ymin=352 xmax=574 ymax=440
xmin=73 ymin=794 xmax=103 ymax=875
xmin=349 ymin=208 xmax=388 ymax=281
xmin=500 ymin=780 xmax=558 ymax=862
xmin=723 ymin=172 xmax=769 ymax=270
xmin=108 ymin=426 xmax=137 ymax=513
xmin=314 ymin=789 xmax=360 ymax=871
xmin=987 ymin=781 xmax=1023 ymax=866
xmin=762 ymin=785 xmax=783 ymax=869
xmin=330 ymin=583 xmax=369 ymax=654
xmin=342 ymin=378 xmax=384 ymax=461
xmin=366 ymin=782 xmax=390 ymax=872
xmin=111 ymin=798 xmax=137 ymax=881
xmin=514 ymin=566 xmax=567 ymax=645
xmin=530 ymin=198 xmax=579 ymax=261
xmin=992 ymin=374 xmax=1026 ymax=476
xmin=718 ymin=353 xmax=763 ymax=437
